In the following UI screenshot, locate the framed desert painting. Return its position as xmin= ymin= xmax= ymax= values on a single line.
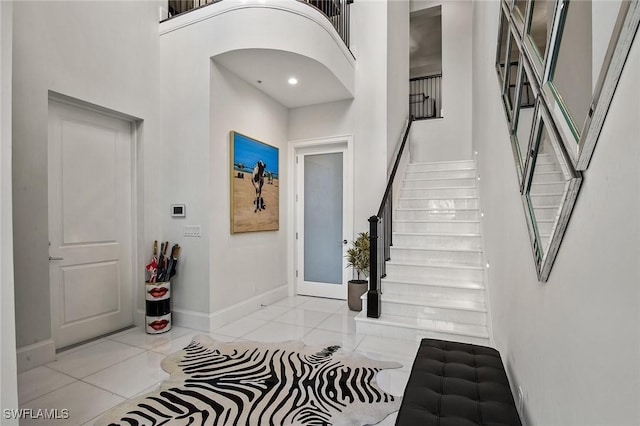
xmin=230 ymin=131 xmax=279 ymax=233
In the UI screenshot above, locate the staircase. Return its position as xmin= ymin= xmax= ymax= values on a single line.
xmin=528 ymin=153 xmax=566 ymax=250
xmin=355 ymin=159 xmax=491 ymax=346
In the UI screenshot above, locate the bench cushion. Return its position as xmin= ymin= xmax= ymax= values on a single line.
xmin=396 ymin=339 xmax=522 ymax=426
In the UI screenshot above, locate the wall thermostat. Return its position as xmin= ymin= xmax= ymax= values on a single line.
xmin=171 ymin=204 xmax=186 ymax=217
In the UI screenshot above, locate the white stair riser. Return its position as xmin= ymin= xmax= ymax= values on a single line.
xmin=533 ymin=162 xmax=559 ymax=173
xmin=381 ymin=302 xmax=488 ymax=325
xmin=536 ymin=221 xmax=555 ymax=235
xmin=395 ymin=209 xmax=479 ymax=221
xmin=405 ymin=170 xmax=476 ymax=180
xmin=403 ymin=178 xmax=477 ymax=188
xmin=386 ymin=263 xmax=483 ymax=282
xmin=398 ymin=198 xmax=478 ymax=209
xmin=390 ymin=248 xmax=481 ymax=266
xmin=529 ymin=206 xmax=559 ymax=220
xmin=529 ymin=193 xmax=563 ymax=205
xmin=382 ymin=281 xmax=486 ymax=302
xmin=393 ymin=234 xmax=481 ymax=250
xmin=355 ymin=320 xmax=490 ymax=346
xmin=532 ymin=172 xmax=565 ymax=183
xmin=407 ymin=161 xmax=476 ymax=171
xmin=530 ymin=182 xmax=565 ymax=194
xmin=400 ymin=187 xmax=477 ymax=198
xmin=393 ymin=221 xmax=480 ymax=234
xmin=539 ymin=236 xmax=551 ymax=250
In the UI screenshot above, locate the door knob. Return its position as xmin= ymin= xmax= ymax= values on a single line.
xmin=343 ymin=240 xmax=348 ymax=245
xmin=49 ymin=256 xmax=64 ymax=261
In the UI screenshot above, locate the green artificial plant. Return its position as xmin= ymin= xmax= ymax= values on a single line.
xmin=346 ymin=232 xmax=370 ymax=282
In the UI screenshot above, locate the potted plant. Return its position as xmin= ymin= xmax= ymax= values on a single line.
xmin=346 ymin=232 xmax=370 ymax=311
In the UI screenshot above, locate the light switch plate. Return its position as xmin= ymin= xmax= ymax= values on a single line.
xmin=183 ymin=225 xmax=201 ymax=237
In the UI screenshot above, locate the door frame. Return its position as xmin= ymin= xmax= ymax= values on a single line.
xmin=47 ymin=92 xmax=141 ymax=349
xmin=287 ymin=135 xmax=353 ymax=299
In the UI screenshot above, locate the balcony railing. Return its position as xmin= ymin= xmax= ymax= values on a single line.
xmin=165 ymin=0 xmax=352 ymax=48
xmin=409 ymin=74 xmax=442 ymax=119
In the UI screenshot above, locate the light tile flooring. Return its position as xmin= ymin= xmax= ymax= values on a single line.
xmin=18 ymin=295 xmax=418 ymax=426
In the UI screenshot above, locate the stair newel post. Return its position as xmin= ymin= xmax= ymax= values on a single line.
xmin=385 ymin=191 xmax=392 ymax=262
xmin=367 ymin=215 xmax=382 ymax=318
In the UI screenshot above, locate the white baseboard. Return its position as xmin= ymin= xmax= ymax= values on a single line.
xmin=172 ymin=308 xmax=212 ymax=332
xmin=135 ymin=309 xmax=145 ymax=328
xmin=210 ymin=285 xmax=288 ymax=330
xmin=137 ymin=285 xmax=288 ymax=333
xmin=16 ymin=339 xmax=56 ymax=373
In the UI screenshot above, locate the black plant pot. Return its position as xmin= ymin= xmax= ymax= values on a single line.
xmin=348 ymin=280 xmax=368 ymax=311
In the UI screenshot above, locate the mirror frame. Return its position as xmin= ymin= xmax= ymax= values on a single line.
xmin=522 ymin=0 xmax=561 ymax=82
xmin=522 ymin=100 xmax=582 ymax=281
xmin=543 ymin=0 xmax=640 ymax=170
xmin=510 ymin=53 xmax=539 ymax=190
xmin=495 ymin=0 xmax=638 ymax=281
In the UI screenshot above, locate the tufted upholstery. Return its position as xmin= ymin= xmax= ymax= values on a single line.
xmin=396 ymin=339 xmax=522 ymax=426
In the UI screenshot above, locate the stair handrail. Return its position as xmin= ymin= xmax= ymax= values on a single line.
xmin=367 ymin=116 xmax=414 ymax=318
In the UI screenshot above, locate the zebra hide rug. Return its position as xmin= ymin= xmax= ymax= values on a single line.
xmin=96 ymin=335 xmax=402 ymax=426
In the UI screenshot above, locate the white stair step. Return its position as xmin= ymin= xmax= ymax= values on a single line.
xmin=529 ymin=193 xmax=563 ymax=206
xmin=393 ymin=220 xmax=480 ymax=234
xmin=536 ymin=153 xmax=556 ymax=163
xmin=393 ymin=233 xmax=481 ymax=250
xmin=386 ymin=261 xmax=483 ymax=282
xmin=532 ymin=170 xmax=565 ymax=183
xmin=390 ymin=246 xmax=482 ymax=266
xmin=533 ymin=162 xmax=559 ymax=172
xmin=405 ymin=169 xmax=476 ymax=179
xmin=382 ymin=278 xmax=486 ymax=302
xmin=527 ymin=205 xmax=559 ymax=220
xmin=403 ymin=177 xmax=477 ymax=188
xmin=398 ymin=197 xmax=478 ymax=209
xmin=400 ymin=186 xmax=477 ymax=198
xmin=395 ymin=208 xmax=479 ymax=221
xmin=535 ymin=219 xmax=555 ymax=235
xmin=355 ymin=312 xmax=490 ymax=345
xmin=407 ymin=160 xmax=476 ymax=172
xmin=530 ymin=181 xmax=565 ymax=193
xmin=377 ymin=294 xmax=487 ymax=325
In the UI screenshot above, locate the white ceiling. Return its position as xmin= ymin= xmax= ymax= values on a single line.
xmin=214 ymin=49 xmax=353 ymax=109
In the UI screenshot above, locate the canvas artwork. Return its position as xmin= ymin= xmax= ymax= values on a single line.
xmin=230 ymin=131 xmax=279 ymax=233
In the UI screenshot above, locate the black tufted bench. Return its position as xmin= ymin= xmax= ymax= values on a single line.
xmin=396 ymin=339 xmax=522 ymax=426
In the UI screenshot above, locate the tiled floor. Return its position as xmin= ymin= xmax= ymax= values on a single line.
xmin=18 ymin=295 xmax=417 ymax=425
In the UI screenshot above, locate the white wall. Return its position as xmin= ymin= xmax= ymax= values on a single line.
xmin=410 ymin=0 xmax=473 ymax=163
xmin=288 ymin=100 xmax=354 ymax=141
xmin=12 ymin=1 xmax=161 ymax=361
xmin=387 ymin=0 xmax=410 ymax=164
xmin=288 ymin=0 xmax=397 ymax=234
xmin=472 ymin=1 xmax=640 ymax=425
xmin=159 ymin=1 xmax=355 ymax=328
xmin=209 ymin=63 xmax=289 ymax=312
xmin=1 ymin=0 xmax=19 ymax=419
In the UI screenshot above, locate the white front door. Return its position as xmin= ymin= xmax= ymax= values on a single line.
xmin=295 ymin=141 xmax=352 ymax=299
xmin=48 ymin=99 xmax=134 ymax=349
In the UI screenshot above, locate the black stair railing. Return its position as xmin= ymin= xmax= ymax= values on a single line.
xmin=410 ymin=74 xmax=442 ymax=119
xmin=367 ymin=117 xmax=414 ymax=318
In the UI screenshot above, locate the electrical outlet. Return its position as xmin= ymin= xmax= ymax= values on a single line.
xmin=183 ymin=225 xmax=201 ymax=237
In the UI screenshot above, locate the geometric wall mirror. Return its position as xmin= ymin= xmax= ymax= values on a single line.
xmin=494 ymin=0 xmax=640 ymax=280
xmin=543 ymin=0 xmax=640 ymax=170
xmin=523 ymin=100 xmax=582 ymax=281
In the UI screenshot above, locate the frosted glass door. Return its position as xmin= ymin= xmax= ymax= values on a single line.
xmin=304 ymin=153 xmax=343 ymax=284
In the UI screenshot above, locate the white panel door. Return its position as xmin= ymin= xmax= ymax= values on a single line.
xmin=48 ymin=100 xmax=134 ymax=349
xmin=296 ymin=142 xmax=352 ymax=299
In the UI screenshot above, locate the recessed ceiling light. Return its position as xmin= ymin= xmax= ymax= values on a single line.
xmin=288 ymin=77 xmax=298 ymax=85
